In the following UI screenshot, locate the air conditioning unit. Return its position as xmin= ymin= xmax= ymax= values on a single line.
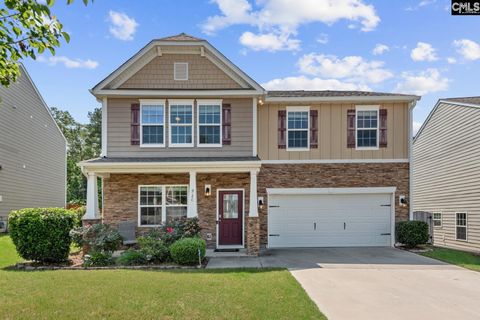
xmin=0 ymin=220 xmax=7 ymax=233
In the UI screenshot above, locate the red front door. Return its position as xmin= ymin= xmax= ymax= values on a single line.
xmin=218 ymin=190 xmax=243 ymax=246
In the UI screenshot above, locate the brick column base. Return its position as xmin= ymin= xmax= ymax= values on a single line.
xmin=246 ymin=216 xmax=260 ymax=256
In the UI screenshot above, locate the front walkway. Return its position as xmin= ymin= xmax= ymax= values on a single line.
xmin=207 ymin=247 xmax=480 ymax=320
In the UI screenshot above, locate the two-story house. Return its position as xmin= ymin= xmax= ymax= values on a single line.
xmin=80 ymin=33 xmax=419 ymax=255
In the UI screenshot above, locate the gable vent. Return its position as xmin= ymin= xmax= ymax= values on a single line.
xmin=174 ymin=62 xmax=188 ymax=80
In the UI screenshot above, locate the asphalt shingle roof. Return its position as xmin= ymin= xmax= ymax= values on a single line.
xmin=157 ymin=33 xmax=204 ymax=42
xmin=443 ymin=97 xmax=480 ymax=106
xmin=266 ymin=90 xmax=415 ymax=98
xmin=84 ymin=156 xmax=260 ymax=164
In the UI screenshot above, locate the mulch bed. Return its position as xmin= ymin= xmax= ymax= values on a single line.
xmin=10 ymin=251 xmax=208 ymax=271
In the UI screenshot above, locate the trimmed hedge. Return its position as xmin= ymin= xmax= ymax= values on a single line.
xmin=396 ymin=220 xmax=429 ymax=248
xmin=8 ymin=208 xmax=77 ymax=262
xmin=170 ymin=237 xmax=206 ymax=265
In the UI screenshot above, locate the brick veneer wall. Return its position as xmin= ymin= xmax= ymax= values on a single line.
xmin=102 ymin=173 xmax=251 ymax=250
xmin=256 ymin=163 xmax=410 ymax=248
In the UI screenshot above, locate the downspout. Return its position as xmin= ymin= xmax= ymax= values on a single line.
xmin=409 ymin=100 xmax=418 ymax=220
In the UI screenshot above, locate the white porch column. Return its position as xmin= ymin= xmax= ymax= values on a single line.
xmin=187 ymin=171 xmax=198 ymax=218
xmin=84 ymin=172 xmax=99 ymax=219
xmin=249 ymin=170 xmax=258 ymax=217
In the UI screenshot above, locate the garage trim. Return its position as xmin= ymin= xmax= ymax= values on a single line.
xmin=266 ymin=187 xmax=397 ymax=247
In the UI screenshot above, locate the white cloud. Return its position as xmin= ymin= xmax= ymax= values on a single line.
xmin=39 ymin=56 xmax=99 ymax=69
xmin=108 ymin=11 xmax=138 ymax=41
xmin=395 ymin=69 xmax=449 ymax=95
xmin=297 ymin=53 xmax=393 ymax=84
xmin=413 ymin=121 xmax=423 ymax=135
xmin=372 ymin=43 xmax=389 ymax=55
xmin=262 ymin=76 xmax=370 ymax=91
xmin=317 ymin=33 xmax=329 ymax=44
xmin=447 ymin=57 xmax=457 ymax=64
xmin=453 ymin=39 xmax=480 ymax=61
xmin=410 ymin=42 xmax=438 ymax=61
xmin=239 ymin=31 xmax=300 ymax=52
xmin=406 ymin=0 xmax=436 ymax=11
xmin=202 ymin=0 xmax=380 ymax=51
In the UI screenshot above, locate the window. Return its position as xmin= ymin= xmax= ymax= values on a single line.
xmin=198 ymin=100 xmax=222 ymax=146
xmin=287 ymin=107 xmax=309 ymax=150
xmin=456 ymin=212 xmax=467 ymax=241
xmin=140 ymin=100 xmax=165 ymax=147
xmin=356 ymin=106 xmax=379 ymax=149
xmin=169 ymin=100 xmax=193 ymax=147
xmin=433 ymin=212 xmax=442 ymax=227
xmin=139 ymin=185 xmax=188 ymax=226
xmin=174 ymin=62 xmax=188 ymax=80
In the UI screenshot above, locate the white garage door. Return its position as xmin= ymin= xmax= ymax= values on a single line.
xmin=268 ymin=192 xmax=393 ymax=248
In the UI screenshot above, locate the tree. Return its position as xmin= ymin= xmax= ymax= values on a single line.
xmin=50 ymin=106 xmax=101 ymax=204
xmin=0 ymin=0 xmax=91 ymax=86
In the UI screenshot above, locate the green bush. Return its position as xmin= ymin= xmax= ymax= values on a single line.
xmin=70 ymin=224 xmax=122 ymax=253
xmin=396 ymin=220 xmax=429 ymax=248
xmin=138 ymin=230 xmax=169 ymax=263
xmin=8 ymin=208 xmax=76 ymax=263
xmin=83 ymin=250 xmax=114 ymax=267
xmin=117 ymin=249 xmax=147 ymax=266
xmin=170 ymin=237 xmax=206 ymax=265
xmin=160 ymin=218 xmax=202 ymax=246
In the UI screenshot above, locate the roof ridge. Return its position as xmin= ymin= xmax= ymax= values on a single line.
xmin=157 ymin=33 xmax=204 ymax=41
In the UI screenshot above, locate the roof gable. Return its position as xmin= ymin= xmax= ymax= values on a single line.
xmin=92 ymin=34 xmax=264 ymax=95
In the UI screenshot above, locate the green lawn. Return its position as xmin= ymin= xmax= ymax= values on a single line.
xmin=421 ymin=246 xmax=480 ymax=272
xmin=0 ymin=235 xmax=325 ymax=319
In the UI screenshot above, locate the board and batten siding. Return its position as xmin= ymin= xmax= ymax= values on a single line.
xmin=0 ymin=67 xmax=66 ymax=219
xmin=107 ymin=98 xmax=253 ymax=157
xmin=413 ymin=102 xmax=480 ymax=252
xmin=257 ymin=102 xmax=409 ymax=160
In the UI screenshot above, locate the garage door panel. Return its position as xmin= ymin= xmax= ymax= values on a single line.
xmin=268 ymin=192 xmax=392 ymax=248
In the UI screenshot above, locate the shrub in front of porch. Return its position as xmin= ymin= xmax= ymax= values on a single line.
xmin=170 ymin=237 xmax=206 ymax=265
xmin=138 ymin=230 xmax=169 ymax=263
xmin=396 ymin=221 xmax=429 ymax=248
xmin=159 ymin=217 xmax=201 ymax=246
xmin=8 ymin=208 xmax=77 ymax=263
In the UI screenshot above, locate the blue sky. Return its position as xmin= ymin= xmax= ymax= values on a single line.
xmin=21 ymin=0 xmax=480 ymax=132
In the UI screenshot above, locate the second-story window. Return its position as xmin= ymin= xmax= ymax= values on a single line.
xmin=287 ymin=106 xmax=309 ymax=150
xmin=197 ymin=100 xmax=222 ymax=147
xmin=169 ymin=100 xmax=193 ymax=147
xmin=140 ymin=99 xmax=165 ymax=147
xmin=356 ymin=106 xmax=379 ymax=149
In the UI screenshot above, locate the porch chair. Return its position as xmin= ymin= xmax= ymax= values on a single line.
xmin=118 ymin=221 xmax=137 ymax=245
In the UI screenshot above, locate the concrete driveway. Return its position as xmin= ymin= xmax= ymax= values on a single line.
xmin=262 ymin=247 xmax=480 ymax=320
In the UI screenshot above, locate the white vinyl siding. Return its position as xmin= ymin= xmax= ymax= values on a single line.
xmin=413 ymin=101 xmax=480 ymax=251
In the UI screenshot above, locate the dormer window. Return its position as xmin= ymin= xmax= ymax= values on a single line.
xmin=174 ymin=62 xmax=188 ymax=80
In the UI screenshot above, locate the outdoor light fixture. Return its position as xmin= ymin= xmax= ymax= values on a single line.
xmin=258 ymin=196 xmax=264 ymax=210
xmin=399 ymin=195 xmax=407 ymax=207
xmin=258 ymin=99 xmax=264 ymax=105
xmin=204 ymin=185 xmax=211 ymax=196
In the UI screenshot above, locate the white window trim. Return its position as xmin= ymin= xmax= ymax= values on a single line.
xmin=432 ymin=212 xmax=442 ymax=228
xmin=355 ymin=105 xmax=380 ymax=151
xmin=174 ymin=62 xmax=188 ymax=81
xmin=286 ymin=106 xmax=310 ymax=151
xmin=139 ymin=99 xmax=166 ymax=148
xmin=197 ymin=99 xmax=223 ymax=148
xmin=455 ymin=212 xmax=468 ymax=241
xmin=138 ymin=184 xmax=189 ymax=227
xmin=168 ymin=99 xmax=194 ymax=148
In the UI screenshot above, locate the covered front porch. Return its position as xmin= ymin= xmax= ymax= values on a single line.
xmin=79 ymin=157 xmax=262 ymax=254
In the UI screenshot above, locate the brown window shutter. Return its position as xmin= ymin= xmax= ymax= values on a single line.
xmin=131 ymin=103 xmax=140 ymax=145
xmin=379 ymin=109 xmax=387 ymax=148
xmin=278 ymin=110 xmax=286 ymax=149
xmin=310 ymin=110 xmax=318 ymax=149
xmin=222 ymin=104 xmax=231 ymax=145
xmin=347 ymin=109 xmax=356 ymax=148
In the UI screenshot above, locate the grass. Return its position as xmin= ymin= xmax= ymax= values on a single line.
xmin=421 ymin=246 xmax=480 ymax=272
xmin=0 ymin=235 xmax=325 ymax=319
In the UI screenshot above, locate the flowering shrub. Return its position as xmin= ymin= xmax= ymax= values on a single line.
xmin=138 ymin=230 xmax=169 ymax=263
xmin=70 ymin=224 xmax=122 ymax=253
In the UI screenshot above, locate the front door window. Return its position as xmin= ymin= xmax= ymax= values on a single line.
xmin=223 ymin=194 xmax=239 ymax=219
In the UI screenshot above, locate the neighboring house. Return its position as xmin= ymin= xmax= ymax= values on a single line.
xmin=413 ymin=97 xmax=480 ymax=252
xmin=0 ymin=64 xmax=67 ymax=227
xmin=81 ymin=33 xmax=419 ymax=255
